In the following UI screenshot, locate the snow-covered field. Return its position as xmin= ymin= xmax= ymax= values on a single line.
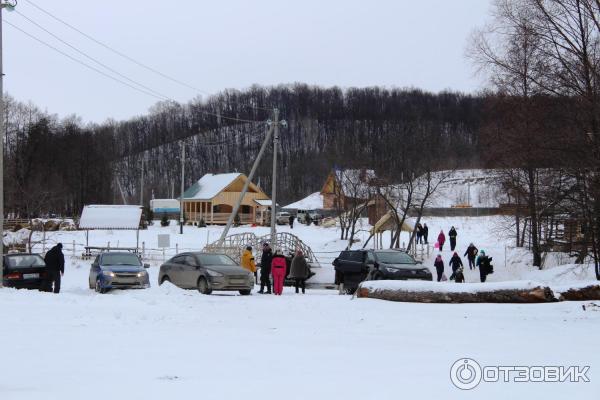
xmin=2 ymin=216 xmax=599 ymax=399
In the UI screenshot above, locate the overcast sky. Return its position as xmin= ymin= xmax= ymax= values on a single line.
xmin=3 ymin=0 xmax=492 ymax=123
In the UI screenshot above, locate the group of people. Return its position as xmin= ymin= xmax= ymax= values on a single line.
xmin=434 ymin=226 xmax=459 ymax=251
xmin=415 ymin=223 xmax=429 ymax=244
xmin=241 ymin=243 xmax=311 ymax=295
xmin=428 ymin=226 xmax=494 ymax=283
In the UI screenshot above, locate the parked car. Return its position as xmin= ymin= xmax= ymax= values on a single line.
xmin=2 ymin=253 xmax=48 ymax=290
xmin=332 ymin=249 xmax=432 ymax=294
xmin=276 ymin=212 xmax=292 ymax=225
xmin=158 ymin=252 xmax=254 ymax=295
xmin=308 ymin=212 xmax=323 ymax=225
xmin=88 ymin=252 xmax=151 ymax=294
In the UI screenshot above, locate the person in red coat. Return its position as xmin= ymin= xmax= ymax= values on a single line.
xmin=271 ymin=250 xmax=287 ymax=295
xmin=437 ymin=230 xmax=446 ymax=251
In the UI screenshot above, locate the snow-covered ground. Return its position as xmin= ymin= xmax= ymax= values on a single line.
xmin=2 ymin=216 xmax=599 ymax=399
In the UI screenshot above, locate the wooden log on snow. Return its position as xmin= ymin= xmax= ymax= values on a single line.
xmin=356 ymin=281 xmax=558 ymax=303
xmin=557 ymin=285 xmax=600 ymax=301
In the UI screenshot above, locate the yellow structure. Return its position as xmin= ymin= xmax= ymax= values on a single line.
xmin=181 ymin=173 xmax=270 ymax=225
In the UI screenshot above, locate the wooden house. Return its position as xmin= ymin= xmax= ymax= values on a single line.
xmin=181 ymin=173 xmax=270 ymax=225
xmin=320 ymin=169 xmax=388 ymax=225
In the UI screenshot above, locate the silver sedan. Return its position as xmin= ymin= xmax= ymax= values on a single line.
xmin=158 ymin=252 xmax=254 ymax=295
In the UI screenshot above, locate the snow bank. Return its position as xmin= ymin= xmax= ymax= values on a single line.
xmin=3 ymin=228 xmax=30 ymax=246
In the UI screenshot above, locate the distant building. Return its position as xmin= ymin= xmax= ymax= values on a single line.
xmin=181 ymin=173 xmax=270 ymax=225
xmin=150 ymin=199 xmax=180 ymax=219
xmin=319 ymin=168 xmax=387 ymax=225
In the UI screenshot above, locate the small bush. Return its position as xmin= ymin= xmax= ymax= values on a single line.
xmin=198 ymin=218 xmax=207 ymax=228
xmin=160 ymin=214 xmax=170 ymax=227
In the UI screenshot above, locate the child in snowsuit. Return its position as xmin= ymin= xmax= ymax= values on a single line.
xmin=454 ymin=266 xmax=465 ymax=283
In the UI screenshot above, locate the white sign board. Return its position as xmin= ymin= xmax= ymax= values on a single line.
xmin=157 ymin=234 xmax=170 ymax=248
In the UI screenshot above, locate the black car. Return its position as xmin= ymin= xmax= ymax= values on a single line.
xmin=2 ymin=253 xmax=49 ymax=290
xmin=332 ymin=249 xmax=432 ymax=293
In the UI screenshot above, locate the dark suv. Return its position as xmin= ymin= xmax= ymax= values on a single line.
xmin=332 ymin=249 xmax=432 ymax=293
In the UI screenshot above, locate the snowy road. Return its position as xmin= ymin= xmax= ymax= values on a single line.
xmin=1 ymin=262 xmax=599 ymax=399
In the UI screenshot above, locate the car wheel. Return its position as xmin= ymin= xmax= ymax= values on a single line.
xmin=160 ymin=276 xmax=171 ymax=285
xmin=239 ymin=289 xmax=252 ymax=296
xmin=95 ymin=279 xmax=106 ymax=294
xmin=197 ymin=277 xmax=212 ymax=295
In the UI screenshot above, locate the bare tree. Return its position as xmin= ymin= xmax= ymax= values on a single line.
xmin=331 ymin=169 xmax=374 ymax=245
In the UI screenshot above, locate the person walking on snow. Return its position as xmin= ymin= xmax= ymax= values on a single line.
xmin=433 ymin=254 xmax=445 ymax=282
xmin=437 ymin=230 xmax=446 ymax=251
xmin=464 ymin=243 xmax=478 ymax=270
xmin=448 ymin=226 xmax=458 ymax=251
xmin=288 ymin=249 xmax=310 ymax=294
xmin=423 ymin=223 xmax=429 ymax=244
xmin=454 ymin=266 xmax=465 ymax=283
xmin=43 ymin=243 xmax=64 ymax=293
xmin=271 ymin=250 xmax=287 ymax=295
xmin=448 ymin=252 xmax=463 ymax=280
xmin=241 ymin=246 xmax=257 ymax=281
xmin=476 ymin=250 xmax=493 ymax=283
xmin=258 ymin=243 xmax=273 ymax=294
xmin=288 ymin=214 xmax=295 ymax=229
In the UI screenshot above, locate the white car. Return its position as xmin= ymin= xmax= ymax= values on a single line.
xmin=276 ymin=212 xmax=292 ymax=225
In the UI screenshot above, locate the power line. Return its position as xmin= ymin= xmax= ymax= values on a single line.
xmin=4 ymin=20 xmax=166 ymax=100
xmin=4 ymin=20 xmax=262 ymax=124
xmin=14 ymin=9 xmax=169 ymax=100
xmin=21 ymin=0 xmax=273 ymax=112
xmin=133 ymin=123 xmax=268 ymax=157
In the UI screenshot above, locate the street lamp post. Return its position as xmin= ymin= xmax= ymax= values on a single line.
xmin=0 ymin=0 xmax=18 ymax=289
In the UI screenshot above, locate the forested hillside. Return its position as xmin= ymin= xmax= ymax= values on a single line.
xmin=4 ymin=84 xmax=483 ymax=217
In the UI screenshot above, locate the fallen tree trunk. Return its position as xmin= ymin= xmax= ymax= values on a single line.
xmin=556 ymin=285 xmax=600 ymax=301
xmin=356 ymin=281 xmax=558 ymax=303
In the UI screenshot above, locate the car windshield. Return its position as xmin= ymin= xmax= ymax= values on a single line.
xmin=6 ymin=255 xmax=45 ymax=269
xmin=197 ymin=254 xmax=237 ymax=266
xmin=101 ymin=253 xmax=141 ymax=266
xmin=375 ymin=251 xmax=416 ymax=264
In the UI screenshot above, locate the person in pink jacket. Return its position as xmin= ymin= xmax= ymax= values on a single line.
xmin=271 ymin=250 xmax=287 ymax=295
xmin=437 ymin=230 xmax=446 ymax=251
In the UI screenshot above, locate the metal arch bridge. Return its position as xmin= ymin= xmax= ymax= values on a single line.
xmin=203 ymin=232 xmax=320 ymax=267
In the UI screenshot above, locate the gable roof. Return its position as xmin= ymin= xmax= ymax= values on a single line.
xmin=183 ymin=173 xmax=242 ymax=200
xmin=79 ymin=205 xmax=142 ymax=230
xmin=182 ymin=173 xmax=268 ymax=201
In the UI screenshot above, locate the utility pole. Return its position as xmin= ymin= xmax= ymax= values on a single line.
xmin=269 ymin=109 xmax=286 ymax=251
xmin=0 ymin=1 xmax=17 ymax=289
xmin=140 ymin=157 xmax=144 ymax=207
xmin=217 ymin=109 xmax=286 ymax=247
xmin=217 ymin=123 xmax=275 ymax=245
xmin=180 ymin=142 xmax=185 ymax=234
